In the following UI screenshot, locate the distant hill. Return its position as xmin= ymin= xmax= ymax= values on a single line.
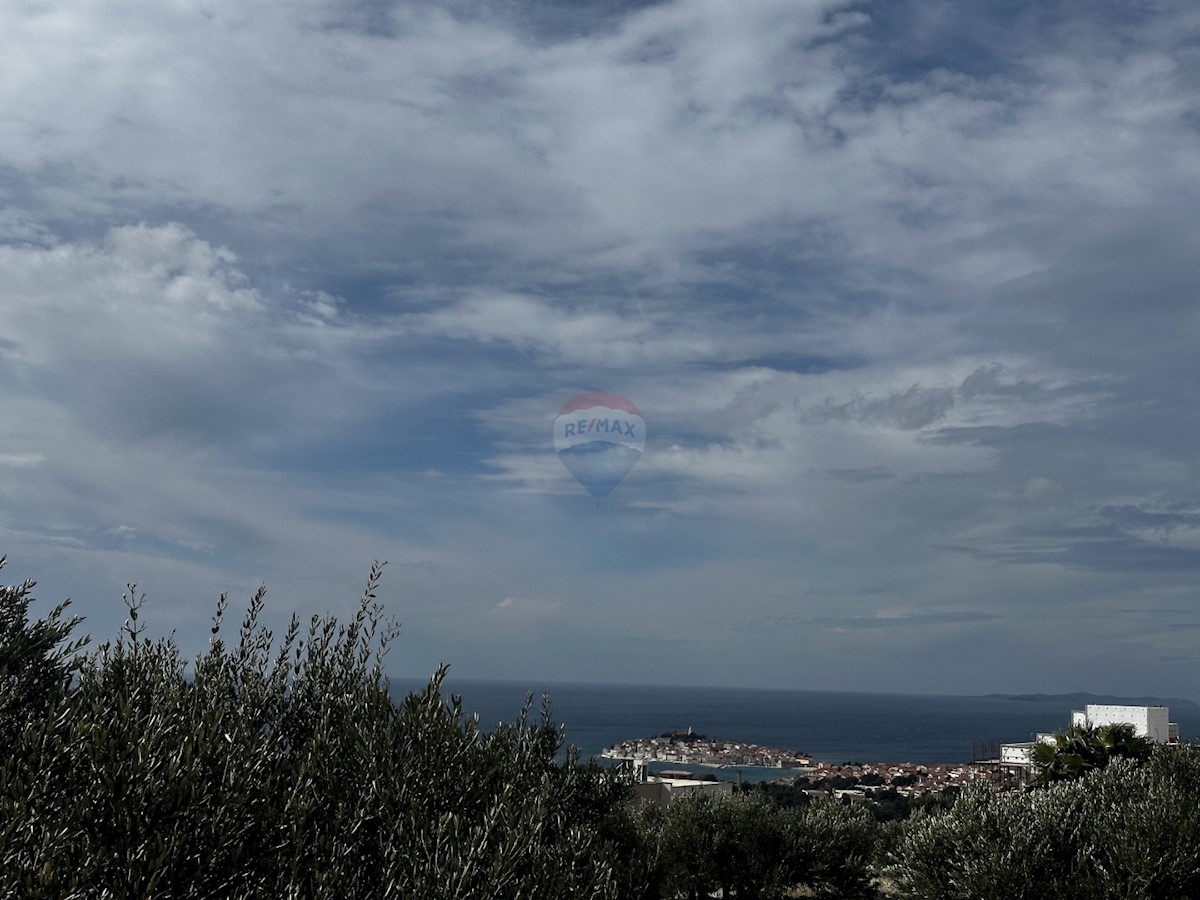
xmin=979 ymin=691 xmax=1197 ymax=708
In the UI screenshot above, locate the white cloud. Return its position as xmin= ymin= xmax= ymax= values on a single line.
xmin=0 ymin=453 xmax=44 ymax=468
xmin=401 ymin=294 xmax=662 ymax=364
xmin=0 ymin=224 xmax=329 ymax=447
xmin=494 ymin=595 xmax=561 ymax=616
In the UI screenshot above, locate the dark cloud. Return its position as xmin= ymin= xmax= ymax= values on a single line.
xmin=813 ymin=383 xmax=956 ymax=429
xmin=1097 ymin=502 xmax=1200 ymax=535
xmin=957 ymin=364 xmax=1042 ymax=400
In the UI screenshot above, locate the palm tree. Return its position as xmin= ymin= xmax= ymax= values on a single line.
xmin=1032 ymin=722 xmax=1155 ymax=785
xmin=1096 ymin=721 xmax=1154 ymax=762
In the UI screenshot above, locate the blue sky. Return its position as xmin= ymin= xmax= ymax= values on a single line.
xmin=2 ymin=0 xmax=1199 ymax=697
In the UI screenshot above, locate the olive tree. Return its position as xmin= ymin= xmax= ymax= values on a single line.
xmin=650 ymin=791 xmax=877 ymax=899
xmin=886 ymin=744 xmax=1200 ymax=900
xmin=0 ymin=560 xmax=631 ymax=899
xmin=0 ymin=556 xmax=87 ymax=735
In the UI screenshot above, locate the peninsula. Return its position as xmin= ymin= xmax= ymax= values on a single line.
xmin=601 ymin=729 xmax=812 ymax=769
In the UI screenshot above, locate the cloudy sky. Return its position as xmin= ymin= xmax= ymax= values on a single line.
xmin=2 ymin=0 xmax=1199 ymax=698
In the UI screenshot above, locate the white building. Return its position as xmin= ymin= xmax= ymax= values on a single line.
xmin=632 ymin=775 xmax=734 ymax=806
xmin=1000 ymin=704 xmax=1179 ymax=770
xmin=1070 ymin=704 xmax=1175 ymax=744
xmin=626 ymin=760 xmax=734 ymax=805
xmin=998 ymin=732 xmax=1056 ymax=768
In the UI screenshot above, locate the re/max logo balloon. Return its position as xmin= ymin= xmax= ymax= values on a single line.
xmin=553 ymin=391 xmax=644 ymax=498
xmin=561 ymin=418 xmax=638 ymax=439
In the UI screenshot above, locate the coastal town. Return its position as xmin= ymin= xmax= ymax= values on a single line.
xmin=785 ymin=759 xmax=1020 ymax=798
xmin=602 ymin=730 xmax=1022 ymax=798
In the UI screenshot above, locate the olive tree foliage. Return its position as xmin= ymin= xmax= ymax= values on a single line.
xmin=638 ymin=791 xmax=878 ymax=900
xmin=885 ymin=744 xmax=1200 ymax=900
xmin=0 ymin=556 xmax=88 ymax=734
xmin=0 ymin=561 xmax=631 ymax=900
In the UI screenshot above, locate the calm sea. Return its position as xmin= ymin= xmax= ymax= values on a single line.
xmin=391 ymin=677 xmax=1199 ymax=778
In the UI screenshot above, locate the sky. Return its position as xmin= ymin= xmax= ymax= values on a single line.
xmin=2 ymin=0 xmax=1199 ymax=699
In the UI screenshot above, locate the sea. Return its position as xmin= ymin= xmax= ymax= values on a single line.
xmin=391 ymin=677 xmax=1200 ymax=782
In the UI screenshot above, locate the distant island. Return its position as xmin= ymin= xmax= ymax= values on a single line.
xmin=977 ymin=691 xmax=1197 ymax=708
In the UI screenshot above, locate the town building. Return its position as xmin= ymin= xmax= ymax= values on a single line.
xmin=624 ymin=759 xmax=734 ymax=806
